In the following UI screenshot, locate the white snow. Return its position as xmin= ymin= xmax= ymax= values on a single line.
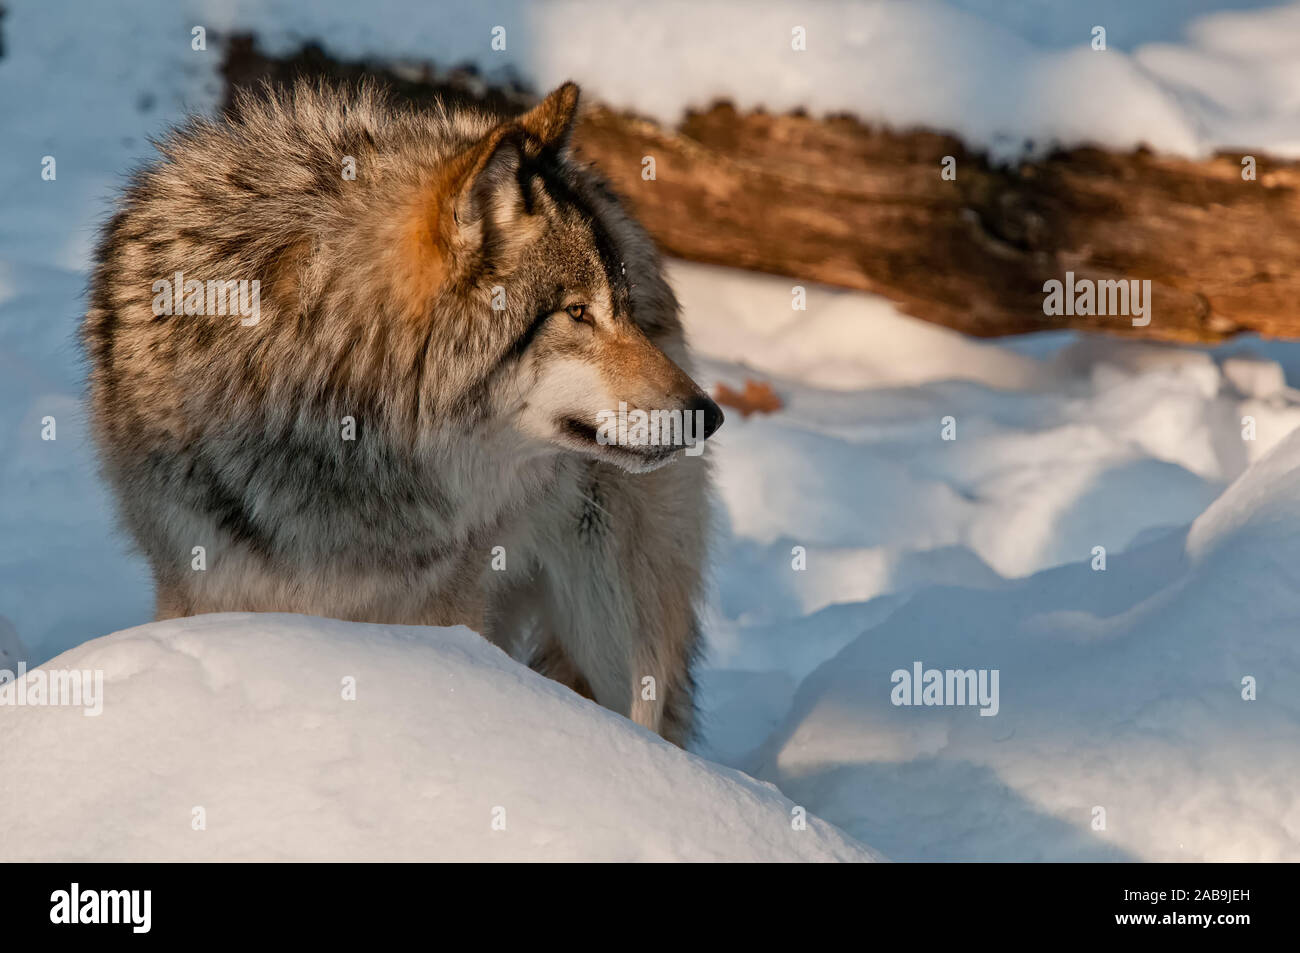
xmin=9 ymin=0 xmax=1300 ymax=167
xmin=4 ymin=0 xmax=1300 ymax=861
xmin=0 ymin=614 xmax=876 ymax=861
xmin=738 ymin=430 xmax=1300 ymax=861
xmin=677 ymin=267 xmax=1300 ymax=869
xmin=199 ymin=0 xmax=1300 ymax=161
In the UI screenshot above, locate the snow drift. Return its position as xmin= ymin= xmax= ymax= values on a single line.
xmin=0 ymin=614 xmax=878 ymax=862
xmin=746 ymin=429 xmax=1300 ymax=862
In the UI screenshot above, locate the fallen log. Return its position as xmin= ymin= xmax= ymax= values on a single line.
xmin=221 ymin=34 xmax=1300 ymax=344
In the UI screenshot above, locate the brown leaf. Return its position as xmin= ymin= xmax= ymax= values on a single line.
xmin=714 ymin=379 xmax=783 ymax=417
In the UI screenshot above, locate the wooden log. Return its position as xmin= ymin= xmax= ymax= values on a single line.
xmin=221 ymin=34 xmax=1300 ymax=343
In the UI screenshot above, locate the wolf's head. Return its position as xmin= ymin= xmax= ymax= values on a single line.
xmin=392 ymin=82 xmax=723 ymax=473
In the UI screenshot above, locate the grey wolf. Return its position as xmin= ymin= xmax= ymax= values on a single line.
xmin=82 ymin=80 xmax=722 ymax=744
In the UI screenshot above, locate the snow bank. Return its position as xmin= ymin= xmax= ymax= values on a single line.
xmin=209 ymin=0 xmax=1300 ymax=160
xmin=0 ymin=614 xmax=877 ymax=862
xmin=744 ymin=431 xmax=1300 ymax=861
xmin=10 ymin=1 xmax=1300 ymax=171
xmin=675 ymin=260 xmax=1300 ymax=597
xmin=674 ymin=264 xmax=1300 ymax=841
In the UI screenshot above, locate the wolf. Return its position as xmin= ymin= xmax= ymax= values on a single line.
xmin=82 ymin=80 xmax=723 ymax=745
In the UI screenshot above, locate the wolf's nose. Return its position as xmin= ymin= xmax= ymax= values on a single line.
xmin=690 ymin=394 xmax=725 ymax=439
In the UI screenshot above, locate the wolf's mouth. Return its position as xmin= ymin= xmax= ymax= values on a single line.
xmin=559 ymin=416 xmax=680 ymax=471
xmin=561 ymin=417 xmax=602 ymax=444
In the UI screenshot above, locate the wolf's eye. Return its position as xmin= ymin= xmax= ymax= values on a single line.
xmin=565 ymin=303 xmax=589 ymax=323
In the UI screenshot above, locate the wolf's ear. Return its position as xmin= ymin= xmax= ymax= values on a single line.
xmin=443 ymin=83 xmax=579 ymax=237
xmin=438 ymin=124 xmax=530 ymax=254
xmin=517 ymin=82 xmax=581 ymax=153
xmin=388 ymin=129 xmax=523 ymax=314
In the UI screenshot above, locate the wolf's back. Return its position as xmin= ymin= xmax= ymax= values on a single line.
xmin=82 ymin=84 xmax=507 ymax=588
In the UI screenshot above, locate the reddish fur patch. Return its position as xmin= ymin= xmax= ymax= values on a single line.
xmin=388 ymin=182 xmax=449 ymax=322
xmin=386 ymin=128 xmax=517 ymax=323
xmin=267 ymin=239 xmax=310 ymax=318
xmin=597 ymin=332 xmax=690 ymax=400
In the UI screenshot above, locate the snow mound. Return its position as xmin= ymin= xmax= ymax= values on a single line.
xmin=747 ymin=430 xmax=1300 ymax=861
xmin=0 ymin=614 xmax=878 ymax=862
xmin=1186 ymin=422 xmax=1300 ymax=569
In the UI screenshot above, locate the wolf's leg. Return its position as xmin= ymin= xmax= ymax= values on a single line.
xmin=530 ymin=637 xmax=597 ymax=701
xmin=537 ymin=456 xmax=710 ymax=746
xmin=655 ymin=623 xmax=701 ymax=745
xmin=482 ymin=555 xmax=605 ymax=704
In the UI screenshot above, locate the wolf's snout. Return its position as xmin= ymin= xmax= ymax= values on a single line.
xmin=690 ymin=393 xmax=724 ymax=439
